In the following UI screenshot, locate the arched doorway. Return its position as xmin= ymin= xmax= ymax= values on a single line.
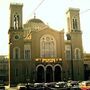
xmin=36 ymin=66 xmax=44 ymax=82
xmin=54 ymin=66 xmax=61 ymax=82
xmin=84 ymin=64 xmax=90 ymax=80
xmin=46 ymin=66 xmax=53 ymax=82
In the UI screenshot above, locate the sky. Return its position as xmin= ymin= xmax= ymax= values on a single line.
xmin=0 ymin=0 xmax=90 ymax=55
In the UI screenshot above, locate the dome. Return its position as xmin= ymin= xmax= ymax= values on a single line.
xmin=24 ymin=18 xmax=47 ymax=32
xmin=28 ymin=18 xmax=44 ymax=24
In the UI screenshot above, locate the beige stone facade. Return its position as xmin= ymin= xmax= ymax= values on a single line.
xmin=8 ymin=4 xmax=84 ymax=85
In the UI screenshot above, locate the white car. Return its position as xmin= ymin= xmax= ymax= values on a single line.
xmin=17 ymin=83 xmax=26 ymax=90
xmin=5 ymin=85 xmax=10 ymax=90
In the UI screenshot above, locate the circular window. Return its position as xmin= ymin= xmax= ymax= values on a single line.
xmin=14 ymin=35 xmax=20 ymax=40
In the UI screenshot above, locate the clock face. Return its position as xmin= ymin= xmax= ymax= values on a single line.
xmin=14 ymin=35 xmax=20 ymax=40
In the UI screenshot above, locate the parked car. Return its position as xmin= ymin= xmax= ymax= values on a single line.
xmin=34 ymin=83 xmax=44 ymax=88
xmin=55 ymin=81 xmax=67 ymax=88
xmin=80 ymin=81 xmax=90 ymax=90
xmin=17 ymin=83 xmax=26 ymax=90
xmin=23 ymin=83 xmax=35 ymax=90
xmin=70 ymin=81 xmax=81 ymax=90
xmin=0 ymin=84 xmax=5 ymax=90
xmin=5 ymin=85 xmax=10 ymax=90
xmin=44 ymin=82 xmax=56 ymax=88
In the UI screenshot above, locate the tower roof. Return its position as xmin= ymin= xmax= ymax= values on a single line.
xmin=10 ymin=3 xmax=23 ymax=8
xmin=66 ymin=7 xmax=80 ymax=14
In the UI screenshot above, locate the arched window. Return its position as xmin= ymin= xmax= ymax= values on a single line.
xmin=65 ymin=45 xmax=71 ymax=60
xmin=14 ymin=13 xmax=19 ymax=29
xmin=75 ymin=48 xmax=81 ymax=60
xmin=24 ymin=44 xmax=31 ymax=59
xmin=40 ymin=34 xmax=56 ymax=57
xmin=66 ymin=50 xmax=71 ymax=60
xmin=13 ymin=47 xmax=20 ymax=59
xmin=72 ymin=18 xmax=78 ymax=30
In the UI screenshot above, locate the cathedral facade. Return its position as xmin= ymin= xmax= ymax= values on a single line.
xmin=8 ymin=3 xmax=84 ymax=85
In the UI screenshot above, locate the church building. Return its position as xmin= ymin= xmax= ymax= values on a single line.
xmin=8 ymin=3 xmax=84 ymax=85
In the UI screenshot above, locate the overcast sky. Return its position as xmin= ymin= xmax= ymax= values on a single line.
xmin=0 ymin=0 xmax=90 ymax=55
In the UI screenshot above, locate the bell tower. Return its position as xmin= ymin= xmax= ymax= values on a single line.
xmin=66 ymin=8 xmax=84 ymax=80
xmin=8 ymin=3 xmax=24 ymax=59
xmin=66 ymin=8 xmax=81 ymax=32
xmin=8 ymin=3 xmax=24 ymax=85
xmin=10 ymin=3 xmax=23 ymax=29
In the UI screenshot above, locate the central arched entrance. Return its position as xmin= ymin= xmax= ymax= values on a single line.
xmin=54 ymin=65 xmax=61 ymax=82
xmin=36 ymin=66 xmax=44 ymax=82
xmin=46 ymin=66 xmax=53 ymax=82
